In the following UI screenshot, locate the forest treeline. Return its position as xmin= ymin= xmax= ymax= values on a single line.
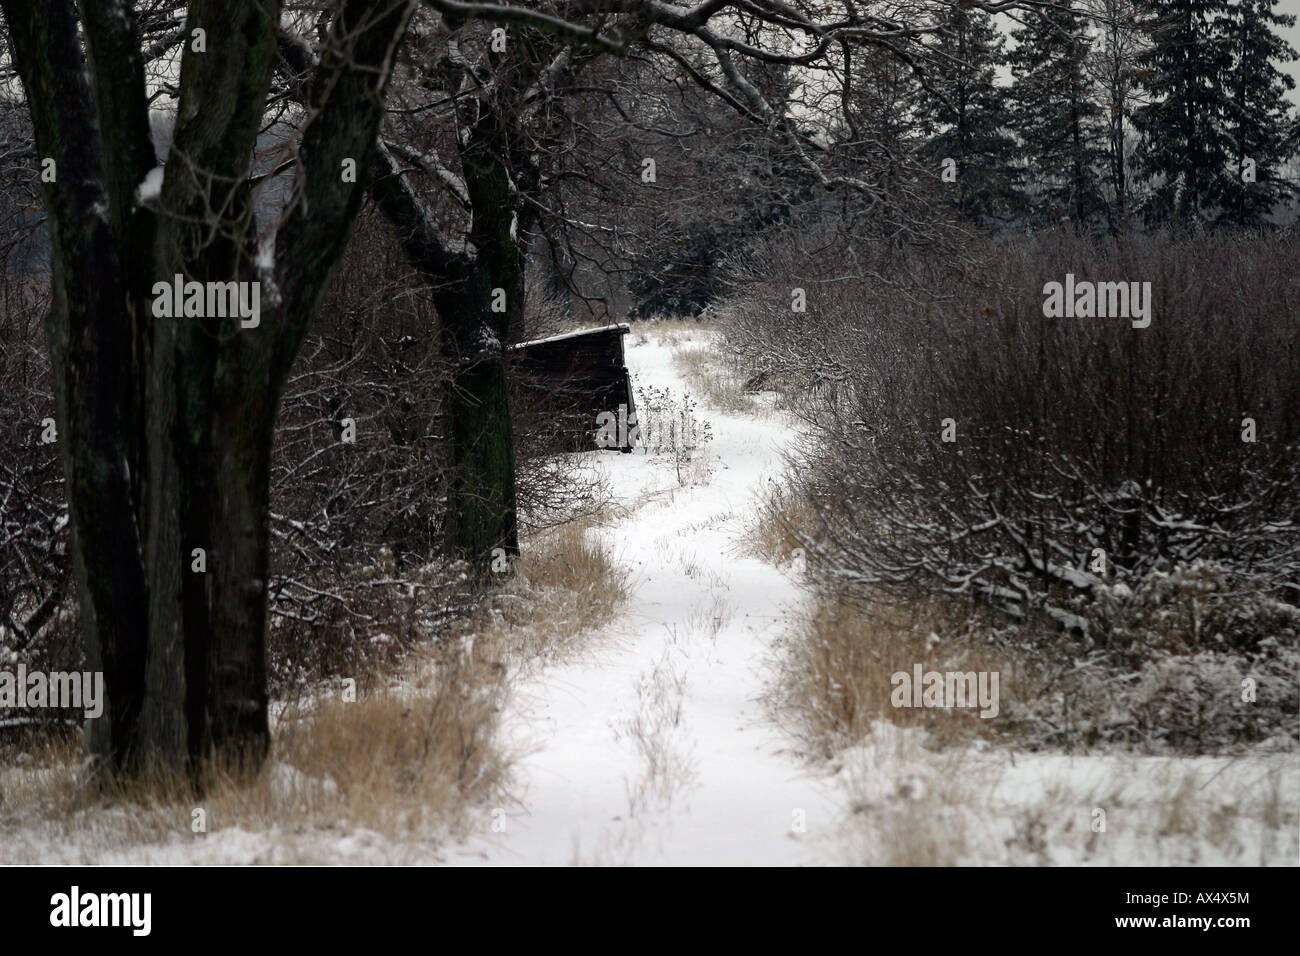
xmin=631 ymin=0 xmax=1300 ymax=317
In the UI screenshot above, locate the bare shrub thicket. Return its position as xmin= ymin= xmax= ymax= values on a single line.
xmin=0 ymin=97 xmax=78 ymax=684
xmin=264 ymin=209 xmax=471 ymax=696
xmin=723 ymin=230 xmax=1300 ymax=753
xmin=267 ymin=212 xmax=613 ymax=695
xmin=2 ymin=206 xmax=613 ymax=714
xmin=0 ymin=276 xmax=82 ymax=701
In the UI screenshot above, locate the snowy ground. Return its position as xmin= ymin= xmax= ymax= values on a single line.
xmin=450 ymin=333 xmax=843 ymax=864
xmin=448 ymin=330 xmax=1299 ymax=867
xmin=3 ymin=328 xmax=1294 ymax=865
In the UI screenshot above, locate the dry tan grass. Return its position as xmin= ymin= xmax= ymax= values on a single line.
xmin=615 ymin=648 xmax=696 ymax=819
xmin=743 ymin=480 xmax=816 ymax=566
xmin=499 ymin=519 xmax=630 ymax=662
xmin=1 ymin=639 xmax=510 ymax=859
xmin=686 ymin=593 xmax=733 ymax=642
xmin=669 ymin=339 xmax=759 ymax=416
xmin=752 ymin=477 xmax=1040 ymax=756
xmin=628 ymin=317 xmax=766 ymax=415
xmin=772 ymin=590 xmax=1039 ymax=759
xmin=630 ymin=316 xmax=704 ymax=343
xmin=0 ymin=516 xmax=630 ymax=862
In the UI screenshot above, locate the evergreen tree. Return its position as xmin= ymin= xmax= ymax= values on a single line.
xmin=1132 ymin=0 xmax=1235 ymax=224
xmin=838 ymin=37 xmax=929 ymax=198
xmin=1219 ymin=0 xmax=1298 ymax=226
xmin=1010 ymin=0 xmax=1109 ymax=227
xmin=916 ymin=4 xmax=1021 ymax=226
xmin=624 ymin=59 xmax=810 ymax=317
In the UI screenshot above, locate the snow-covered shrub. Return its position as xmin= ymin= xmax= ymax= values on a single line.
xmin=729 ymin=230 xmax=1300 ymax=617
xmin=726 ymin=230 xmax=1300 ymax=754
xmin=267 ymin=554 xmax=480 ymax=697
xmin=1089 ymin=561 xmax=1300 ymax=657
xmin=1035 ymin=562 xmax=1300 ymax=752
xmin=267 ymin=212 xmax=607 ymax=694
xmin=0 ymin=280 xmax=72 ymax=668
xmin=779 ymin=565 xmax=1299 ymax=756
xmin=1122 ymin=646 xmax=1297 ymax=751
xmin=0 ymin=265 xmax=87 ymax=724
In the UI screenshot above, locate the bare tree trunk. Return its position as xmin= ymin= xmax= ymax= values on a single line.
xmin=4 ymin=0 xmax=415 ymax=779
xmin=371 ymin=104 xmax=532 ymax=569
xmin=435 ymin=269 xmax=523 ymax=565
xmin=444 ymin=335 xmax=520 ymax=563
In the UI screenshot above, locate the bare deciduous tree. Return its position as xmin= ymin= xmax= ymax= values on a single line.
xmin=2 ymin=0 xmax=416 ymax=776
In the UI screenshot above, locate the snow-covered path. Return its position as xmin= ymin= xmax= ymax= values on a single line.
xmin=451 ymin=332 xmax=843 ymax=865
xmin=4 ymin=327 xmax=1290 ymax=866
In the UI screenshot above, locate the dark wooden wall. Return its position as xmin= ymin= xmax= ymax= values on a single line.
xmin=509 ymin=324 xmax=637 ymax=455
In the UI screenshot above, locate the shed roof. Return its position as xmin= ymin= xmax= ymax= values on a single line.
xmin=508 ymin=322 xmax=630 ymax=351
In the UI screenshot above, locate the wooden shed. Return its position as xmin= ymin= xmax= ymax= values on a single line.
xmin=509 ymin=323 xmax=637 ymax=455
